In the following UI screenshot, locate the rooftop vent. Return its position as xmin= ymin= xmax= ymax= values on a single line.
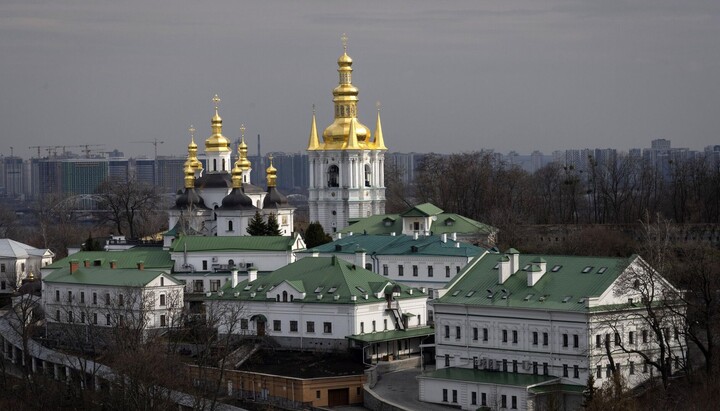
xmin=597 ymin=267 xmax=607 ymax=274
xmin=582 ymin=266 xmax=594 ymax=273
xmin=551 ymin=265 xmax=562 ymax=272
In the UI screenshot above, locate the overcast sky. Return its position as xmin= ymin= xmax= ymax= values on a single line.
xmin=1 ymin=0 xmax=719 ymax=159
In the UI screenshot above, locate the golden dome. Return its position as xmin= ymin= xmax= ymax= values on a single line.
xmin=231 ymin=162 xmax=243 ymax=189
xmin=265 ymin=155 xmax=277 ymax=188
xmin=183 ymin=163 xmax=195 ymax=189
xmin=205 ymin=94 xmax=231 ymax=153
xmin=338 ymin=52 xmax=352 ymax=65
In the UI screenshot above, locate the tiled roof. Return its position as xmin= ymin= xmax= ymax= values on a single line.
xmin=437 ymin=251 xmax=635 ymax=312
xmin=46 ymin=249 xmax=173 ymax=270
xmin=170 ymin=235 xmax=298 ymax=252
xmin=302 ymin=234 xmax=484 ymax=258
xmin=43 ymin=266 xmax=178 ymax=287
xmin=211 ymin=256 xmax=427 ymax=304
xmin=419 ymin=367 xmax=560 ymax=387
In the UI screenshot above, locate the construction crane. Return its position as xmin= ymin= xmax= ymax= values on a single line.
xmin=130 ymin=138 xmax=164 ymax=159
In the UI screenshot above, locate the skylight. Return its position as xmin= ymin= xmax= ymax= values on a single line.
xmin=524 ymin=294 xmax=534 ymax=301
xmin=578 ymin=298 xmax=586 ymax=304
xmin=582 ymin=266 xmax=594 ymax=273
xmin=597 ymin=267 xmax=607 ymax=274
xmin=551 ymin=265 xmax=562 ymax=272
xmin=493 ymin=263 xmax=500 ymax=269
xmin=328 ymin=286 xmax=338 ymax=293
xmin=562 ymin=296 xmax=572 ymax=303
xmin=355 ymin=286 xmax=366 ymax=293
xmin=523 ymin=264 xmax=531 ymax=270
xmin=243 ymin=285 xmax=252 ymax=291
xmin=314 ymin=286 xmax=324 ymax=293
xmin=465 ymin=291 xmax=475 ymax=297
xmin=452 ymin=290 xmax=462 ymax=297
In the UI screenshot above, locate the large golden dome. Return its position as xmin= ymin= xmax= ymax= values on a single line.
xmin=205 ymin=94 xmax=231 ymax=153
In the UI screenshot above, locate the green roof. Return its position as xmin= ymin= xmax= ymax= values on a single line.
xmin=43 ymin=266 xmax=178 ymax=287
xmin=46 ymin=249 xmax=173 ymax=270
xmin=437 ymin=252 xmax=635 ymax=312
xmin=170 ymin=235 xmax=298 ymax=253
xmin=419 ymin=368 xmax=559 ymax=387
xmin=529 ymin=383 xmax=585 ymax=394
xmin=339 ymin=210 xmax=497 ymax=236
xmin=210 ymin=256 xmax=427 ymax=304
xmin=347 ymin=326 xmax=434 ymax=343
xmin=302 ymin=234 xmax=483 ymax=258
xmin=400 ymin=203 xmax=444 ymax=217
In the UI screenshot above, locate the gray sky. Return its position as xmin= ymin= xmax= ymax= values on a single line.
xmin=1 ymin=0 xmax=719 ymax=160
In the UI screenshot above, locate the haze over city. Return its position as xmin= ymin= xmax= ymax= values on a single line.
xmin=1 ymin=0 xmax=718 ymax=159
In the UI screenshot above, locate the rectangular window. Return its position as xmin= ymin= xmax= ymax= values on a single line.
xmin=160 ymin=315 xmax=166 ymax=327
xmin=501 ymin=395 xmax=507 ymax=408
xmin=316 ymin=390 xmax=321 ymax=399
xmin=428 ymin=266 xmax=433 ymax=277
xmin=543 ymin=362 xmax=549 ymax=375
xmin=615 ymin=332 xmax=621 ymax=346
xmin=481 ymin=393 xmax=487 ymax=406
xmin=323 ymin=322 xmax=332 ymax=333
xmin=502 ymin=329 xmax=508 ymax=343
xmin=563 ymin=364 xmax=569 ymax=377
xmin=456 ymin=266 xmax=460 ymax=274
xmin=502 ymin=359 xmax=508 ymax=372
xmin=105 ymin=293 xmax=110 ymax=305
xmin=573 ymin=334 xmax=579 ymax=348
xmin=412 ymin=265 xmax=418 ymax=277
xmin=574 ymin=365 xmax=579 ymax=378
xmin=533 ymin=331 xmax=539 ymax=345
xmin=372 ymin=320 xmax=376 ymax=332
xmin=606 ymin=364 xmax=611 ymax=378
xmin=273 ymin=320 xmax=281 ymax=331
xmin=210 ymin=280 xmax=220 ymax=292
xmin=56 ymin=310 xmax=60 ymax=321
xmin=483 ymin=328 xmax=488 ymax=341
xmin=67 ymin=311 xmax=73 ymax=323
xmin=597 ymin=365 xmax=602 ymax=379
xmin=473 ymin=356 xmax=478 ymax=369
xmin=360 ymin=322 xmax=365 ymax=333
xmin=382 ymin=264 xmax=388 ymax=276
xmin=241 ymin=319 xmax=248 ymax=329
xmin=445 ymin=266 xmax=450 ymax=277
xmin=643 ymin=361 xmax=649 ymax=373
xmin=398 ymin=265 xmax=404 ymax=276
xmin=563 ymin=333 xmax=568 ymax=347
xmin=444 ymin=325 xmax=450 ymax=339
xmin=92 ymin=292 xmax=97 ymax=305
xmin=93 ymin=313 xmax=98 ymax=324
xmin=471 ymin=392 xmax=477 ymax=405
xmin=543 ymin=332 xmax=548 ymax=346
xmin=80 ymin=312 xmax=85 ymax=323
xmin=194 ymin=280 xmax=204 ymax=292
xmin=452 ymin=390 xmax=457 ymax=403
xmin=202 ymin=260 xmax=208 ymax=271
xmin=596 ymin=334 xmax=601 ymax=348
xmin=106 ymin=314 xmax=111 ymax=325
xmin=0 ymin=264 xmax=4 ymax=272
xmin=456 ymin=326 xmax=461 ymax=340
xmin=384 ymin=319 xmax=387 ymax=330
xmin=290 ymin=321 xmax=298 ymax=332
xmin=444 ymin=354 xmax=450 ymax=367
xmin=67 ymin=291 xmax=72 ymax=302
xmin=159 ymin=294 xmax=166 ymax=306
xmin=629 ymin=331 xmax=635 ymax=344
xmin=642 ymin=329 xmax=649 ymax=343
xmin=512 ymin=330 xmax=518 ymax=344
xmin=442 ymin=389 xmax=448 ymax=402
xmin=55 ymin=290 xmax=60 ymax=302
xmin=533 ymin=361 xmax=538 ymax=375
xmin=473 ymin=327 xmax=478 ymax=341
xmin=511 ymin=395 xmax=517 ymax=409
xmin=80 ymin=292 xmax=85 ymax=303
xmin=629 ymin=361 xmax=635 ymax=375
xmin=307 ymin=321 xmax=315 ymax=333
xmin=513 ymin=360 xmax=518 ymax=373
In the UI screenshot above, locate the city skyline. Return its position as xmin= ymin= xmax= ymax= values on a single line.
xmin=1 ymin=1 xmax=719 ymax=159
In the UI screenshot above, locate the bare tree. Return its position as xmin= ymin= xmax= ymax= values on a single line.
xmin=96 ymin=177 xmax=161 ymax=239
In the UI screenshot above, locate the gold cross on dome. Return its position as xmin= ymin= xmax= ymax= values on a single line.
xmin=376 ymin=101 xmax=381 ymax=112
xmin=312 ymin=104 xmax=316 ymax=114
xmin=341 ymin=33 xmax=348 ymax=52
xmin=239 ymin=124 xmax=245 ymax=139
xmin=188 ymin=125 xmax=196 ymax=139
xmin=268 ymin=154 xmax=274 ymax=164
xmin=212 ymin=94 xmax=221 ymax=110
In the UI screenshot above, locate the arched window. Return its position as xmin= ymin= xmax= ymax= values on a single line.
xmin=228 ymin=221 xmax=233 ymax=231
xmin=364 ymin=164 xmax=372 ymax=187
xmin=327 ymin=165 xmax=339 ymax=187
xmin=228 ymin=259 xmax=234 ymax=267
xmin=282 ymin=291 xmax=288 ymax=302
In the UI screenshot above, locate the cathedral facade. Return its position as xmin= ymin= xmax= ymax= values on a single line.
xmin=307 ymin=39 xmax=387 ymax=233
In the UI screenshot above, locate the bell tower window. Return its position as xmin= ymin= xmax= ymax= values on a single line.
xmin=328 ymin=165 xmax=339 ymax=187
xmin=364 ymin=164 xmax=372 ymax=187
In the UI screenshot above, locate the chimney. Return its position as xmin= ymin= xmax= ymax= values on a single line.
xmin=355 ymin=248 xmax=367 ymax=268
xmin=391 ymin=232 xmax=396 ymax=236
xmin=69 ymin=260 xmax=79 ymax=274
xmin=527 ymin=258 xmax=547 ymax=287
xmin=507 ymin=248 xmax=520 ymax=274
xmin=413 ymin=232 xmax=419 ymax=240
xmin=137 ymin=261 xmax=145 ymax=271
xmin=337 ymin=233 xmax=343 ymax=239
xmin=498 ymin=255 xmax=511 ymax=284
xmin=84 ymin=260 xmax=90 ymax=268
xmin=441 ymin=233 xmax=447 ymax=243
xmin=451 ymin=232 xmax=457 ymax=241
xmin=231 ymin=267 xmax=239 ymax=288
xmin=455 ymin=242 xmax=460 ymax=248
xmin=110 ymin=260 xmax=117 ymax=269
xmin=248 ymin=267 xmax=258 ymax=282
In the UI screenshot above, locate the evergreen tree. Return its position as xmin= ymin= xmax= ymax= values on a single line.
xmin=304 ymin=221 xmax=332 ymax=248
xmin=82 ymin=233 xmax=101 ymax=251
xmin=265 ymin=213 xmax=282 ymax=236
xmin=246 ymin=211 xmax=267 ymax=236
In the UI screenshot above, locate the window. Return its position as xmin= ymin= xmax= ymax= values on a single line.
xmin=596 ymin=334 xmax=601 ymax=348
xmin=642 ymin=329 xmax=649 ymax=343
xmin=202 ymin=260 xmax=208 ymax=271
xmin=383 ymin=265 xmax=388 ymax=276
xmin=629 ymin=331 xmax=635 ymax=344
xmin=307 ymin=321 xmax=315 ymax=333
xmin=327 ymin=165 xmax=339 ymax=187
xmin=456 ymin=266 xmax=461 ymax=274
xmin=562 ymin=333 xmax=568 ymax=347
xmin=93 ymin=313 xmax=98 ymax=324
xmin=55 ymin=290 xmax=60 ymax=302
xmin=615 ymin=332 xmax=621 ymax=346
xmin=316 ymin=390 xmax=321 ymax=399
xmin=105 ymin=293 xmax=111 ymax=305
xmin=67 ymin=311 xmax=73 ymax=323
xmin=360 ymin=322 xmax=365 ymax=333
xmin=0 ymin=264 xmax=4 ymax=272
xmin=643 ymin=361 xmax=649 ymax=373
xmin=323 ymin=322 xmax=332 ymax=333
xmin=444 ymin=325 xmax=450 ymax=339
xmin=67 ymin=291 xmax=72 ymax=302
xmin=502 ymin=329 xmax=508 ymax=343
xmin=160 ymin=277 xmax=164 ymax=286
xmin=543 ymin=362 xmax=549 ymax=375
xmin=597 ymin=365 xmax=602 ymax=379
xmin=511 ymin=395 xmax=517 ymax=409
xmin=543 ymin=332 xmax=548 ymax=346
xmin=0 ymin=281 xmax=5 ymax=290
xmin=228 ymin=220 xmax=233 ymax=231
xmin=56 ymin=310 xmax=60 ymax=321
xmin=456 ymin=326 xmax=461 ymax=340
xmin=573 ymin=334 xmax=579 ymax=348
xmin=629 ymin=361 xmax=635 ymax=375
xmin=502 ymin=359 xmax=508 ymax=372
xmin=118 ymin=294 xmax=124 ymax=306
xmin=210 ymin=280 xmax=221 ymax=292
xmin=483 ymin=328 xmax=488 ymax=341
xmin=106 ymin=314 xmax=111 ymax=325
xmin=473 ymin=327 xmax=478 ymax=341
xmin=372 ymin=320 xmax=376 ymax=332
xmin=444 ymin=354 xmax=450 ymax=367
xmin=159 ymin=294 xmax=166 ymax=306
xmin=241 ymin=319 xmax=248 ymax=329
xmin=442 ymin=389 xmax=448 ymax=402
xmin=398 ymin=265 xmax=404 ymax=276
xmin=501 ymin=395 xmax=507 ymax=408
xmin=563 ymin=364 xmax=569 ymax=377
xmin=471 ymin=392 xmax=477 ymax=405
xmin=80 ymin=312 xmax=85 ymax=323
xmin=473 ymin=356 xmax=478 ymax=369
xmin=384 ymin=319 xmax=387 ymax=330
xmin=412 ymin=265 xmax=418 ymax=277
xmin=290 ymin=321 xmax=298 ymax=332
xmin=533 ymin=331 xmax=539 ymax=345
xmin=533 ymin=361 xmax=538 ymax=375
xmin=273 ymin=320 xmax=281 ymax=331
xmin=574 ymin=365 xmax=579 ymax=378
xmin=160 ymin=315 xmax=167 ymax=327
xmin=512 ymin=360 xmax=518 ymax=373
xmin=445 ymin=266 xmax=450 ymax=277
xmin=80 ymin=292 xmax=85 ymax=303
xmin=481 ymin=393 xmax=487 ymax=406
xmin=452 ymin=389 xmax=457 ymax=403
xmin=92 ymin=292 xmax=97 ymax=304
xmin=428 ymin=266 xmax=433 ymax=277
xmin=606 ymin=364 xmax=611 ymax=378
xmin=193 ymin=280 xmax=204 ymax=292
xmin=512 ymin=330 xmax=518 ymax=344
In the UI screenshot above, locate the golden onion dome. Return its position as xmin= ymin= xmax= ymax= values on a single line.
xmin=338 ymin=52 xmax=352 ymax=65
xmin=265 ymin=155 xmax=277 ymax=188
xmin=231 ymin=163 xmax=243 ymax=189
xmin=205 ymin=94 xmax=231 ymax=153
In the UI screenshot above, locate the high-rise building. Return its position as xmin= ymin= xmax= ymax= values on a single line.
xmin=307 ymin=38 xmax=387 ymax=232
xmin=1 ymin=156 xmax=23 ymax=199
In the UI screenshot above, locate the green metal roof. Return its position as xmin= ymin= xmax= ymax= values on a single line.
xmin=529 ymin=383 xmax=585 ymax=394
xmin=210 ymin=256 xmax=427 ymax=304
xmin=339 ymin=209 xmax=497 ymax=237
xmin=347 ymin=326 xmax=434 ymax=343
xmin=46 ymin=249 xmax=173 ymax=270
xmin=400 ymin=203 xmax=444 ymax=217
xmin=302 ymin=234 xmax=484 ymax=258
xmin=419 ymin=368 xmax=559 ymax=387
xmin=170 ymin=234 xmax=298 ymax=253
xmin=437 ymin=252 xmax=635 ymax=312
xmin=43 ymin=266 xmax=179 ymax=287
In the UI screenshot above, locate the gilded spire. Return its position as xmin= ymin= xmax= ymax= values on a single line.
xmin=345 ymin=118 xmax=360 ymax=149
xmin=307 ymin=105 xmax=320 ymax=150
xmin=206 ymin=94 xmax=231 ymax=152
xmin=237 ymin=124 xmax=252 ymax=171
xmin=187 ymin=124 xmax=203 ymax=171
xmin=373 ymin=102 xmax=387 ymax=150
xmin=183 ymin=163 xmax=195 ymax=189
xmin=266 ymin=154 xmax=277 ymax=188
